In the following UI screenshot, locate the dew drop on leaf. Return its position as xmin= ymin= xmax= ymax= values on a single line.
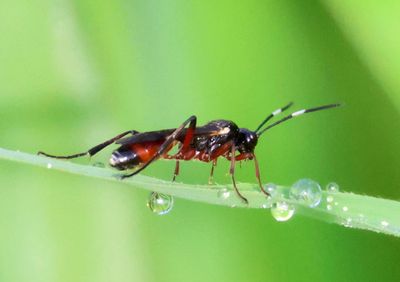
xmin=381 ymin=220 xmax=389 ymax=228
xmin=289 ymin=179 xmax=322 ymax=208
xmin=261 ymin=183 xmax=279 ymax=208
xmin=326 ymin=182 xmax=339 ymax=193
xmin=217 ymin=188 xmax=230 ymax=199
xmin=264 ymin=183 xmax=277 ymax=196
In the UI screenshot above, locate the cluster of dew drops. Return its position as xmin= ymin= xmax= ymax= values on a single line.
xmin=266 ymin=179 xmax=339 ymax=222
xmin=46 ymin=160 xmax=348 ymax=223
xmin=146 ymin=178 xmax=341 ymax=218
xmin=43 ymin=159 xmax=393 ymax=232
xmin=43 ymin=160 xmax=391 ymax=231
xmin=79 ymin=160 xmax=345 ymax=222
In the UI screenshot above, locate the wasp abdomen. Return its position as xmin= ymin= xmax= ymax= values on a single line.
xmin=109 ymin=146 xmax=141 ymax=170
xmin=110 ymin=141 xmax=165 ymax=170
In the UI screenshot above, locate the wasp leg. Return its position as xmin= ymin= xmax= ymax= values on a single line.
xmin=121 ymin=116 xmax=197 ymax=179
xmin=252 ymin=154 xmax=270 ymax=197
xmin=38 ymin=130 xmax=139 ymax=159
xmin=208 ymin=159 xmax=217 ymax=185
xmin=229 ymin=144 xmax=248 ymax=204
xmin=172 ymin=160 xmax=180 ymax=182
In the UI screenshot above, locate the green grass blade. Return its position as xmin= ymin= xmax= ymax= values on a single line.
xmin=0 ymin=147 xmax=399 ymax=237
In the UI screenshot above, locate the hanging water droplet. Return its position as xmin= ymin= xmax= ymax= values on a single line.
xmin=92 ymin=162 xmax=105 ymax=168
xmin=217 ymin=188 xmax=230 ymax=199
xmin=271 ymin=201 xmax=295 ymax=222
xmin=326 ymin=182 xmax=339 ymax=193
xmin=289 ymin=179 xmax=322 ymax=207
xmin=47 ymin=163 xmax=52 ymax=169
xmin=147 ymin=192 xmax=174 ymax=215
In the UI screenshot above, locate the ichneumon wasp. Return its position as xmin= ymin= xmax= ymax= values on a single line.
xmin=38 ymin=102 xmax=340 ymax=204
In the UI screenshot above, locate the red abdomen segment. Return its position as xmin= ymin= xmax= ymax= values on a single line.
xmin=131 ymin=141 xmax=165 ymax=163
xmin=109 ymin=140 xmax=165 ymax=170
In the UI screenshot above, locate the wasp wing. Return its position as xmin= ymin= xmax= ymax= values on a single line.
xmin=116 ymin=129 xmax=173 ymax=145
xmin=115 ymin=120 xmax=235 ymax=146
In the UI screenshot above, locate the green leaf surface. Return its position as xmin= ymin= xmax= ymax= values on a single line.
xmin=1 ymin=147 xmax=399 ymax=237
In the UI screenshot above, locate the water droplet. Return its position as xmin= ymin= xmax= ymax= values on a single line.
xmin=262 ymin=199 xmax=273 ymax=209
xmin=357 ymin=214 xmax=366 ymax=224
xmin=342 ymin=206 xmax=348 ymax=212
xmin=326 ymin=204 xmax=332 ymax=211
xmin=326 ymin=195 xmax=334 ymax=203
xmin=47 ymin=163 xmax=52 ymax=169
xmin=147 ymin=192 xmax=174 ymax=215
xmin=289 ymin=179 xmax=322 ymax=207
xmin=264 ymin=183 xmax=278 ymax=196
xmin=326 ymin=182 xmax=339 ymax=193
xmin=260 ymin=183 xmax=280 ymax=208
xmin=92 ymin=162 xmax=105 ymax=168
xmin=271 ymin=201 xmax=295 ymax=222
xmin=381 ymin=220 xmax=389 ymax=228
xmin=343 ymin=217 xmax=353 ymax=228
xmin=217 ymin=188 xmax=230 ymax=199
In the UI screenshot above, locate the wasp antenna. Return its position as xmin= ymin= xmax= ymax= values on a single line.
xmin=255 ymin=102 xmax=294 ymax=133
xmin=257 ymin=103 xmax=341 ymax=136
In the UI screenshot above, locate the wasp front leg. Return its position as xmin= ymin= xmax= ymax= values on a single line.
xmin=229 ymin=144 xmax=248 ymax=204
xmin=252 ymin=154 xmax=270 ymax=197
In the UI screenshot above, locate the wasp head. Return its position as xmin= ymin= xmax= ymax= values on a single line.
xmin=235 ymin=128 xmax=258 ymax=155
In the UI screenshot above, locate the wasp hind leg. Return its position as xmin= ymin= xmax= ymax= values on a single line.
xmin=38 ymin=130 xmax=139 ymax=159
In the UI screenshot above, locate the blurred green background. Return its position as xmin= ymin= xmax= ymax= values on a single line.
xmin=1 ymin=1 xmax=399 ymax=281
